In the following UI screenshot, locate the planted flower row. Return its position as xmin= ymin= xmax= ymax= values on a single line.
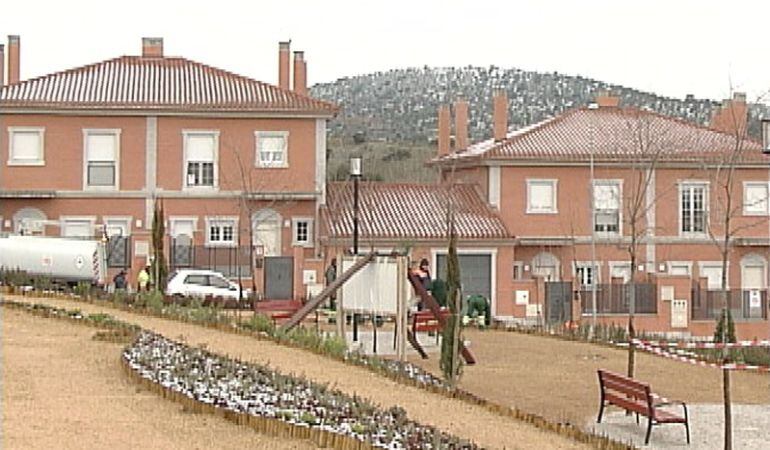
xmin=124 ymin=331 xmax=479 ymax=449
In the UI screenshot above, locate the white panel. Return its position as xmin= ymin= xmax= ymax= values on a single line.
xmin=610 ymin=264 xmax=631 ymax=282
xmin=171 ymin=220 xmax=195 ymax=237
xmin=700 ymin=266 xmax=723 ymax=289
xmin=341 ymin=256 xmax=398 ymax=314
xmin=671 ymin=299 xmax=688 ymax=328
xmin=529 ymin=182 xmax=554 ymax=210
xmin=488 ymin=166 xmax=501 ymax=209
xmin=744 ymin=184 xmax=768 ymax=214
xmin=743 ymin=265 xmax=764 ymax=289
xmin=87 ymin=134 xmax=116 ymax=161
xmin=515 ymin=290 xmax=529 ymax=305
xmin=186 ymin=134 xmax=215 ymax=161
xmin=12 ymin=131 xmax=41 ymax=160
xmin=63 ymin=221 xmax=92 ymax=238
xmin=594 ymin=183 xmax=619 ymax=209
xmin=526 ymin=304 xmax=542 ymax=318
xmin=660 ymin=285 xmax=675 ymax=302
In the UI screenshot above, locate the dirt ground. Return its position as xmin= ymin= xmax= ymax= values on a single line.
xmin=2 ymin=295 xmax=590 ymax=450
xmin=1 ymin=307 xmax=318 ymax=450
xmin=408 ymin=328 xmax=770 ymax=427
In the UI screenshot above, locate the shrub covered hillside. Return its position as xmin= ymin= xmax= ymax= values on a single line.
xmin=311 ymin=66 xmax=768 ymax=144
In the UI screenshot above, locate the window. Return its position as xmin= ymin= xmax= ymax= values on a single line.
xmin=61 ymin=218 xmax=95 ymax=238
xmin=699 ymin=263 xmax=726 ymax=289
xmin=8 ymin=127 xmax=44 ymax=165
xmin=184 ymin=132 xmax=218 ymax=188
xmin=256 ymin=131 xmax=289 ymax=168
xmin=206 ymin=218 xmax=237 ymax=246
xmin=668 ymin=262 xmax=692 ymax=277
xmin=575 ymin=264 xmax=597 ymax=288
xmin=513 ymin=261 xmax=524 ymax=280
xmin=84 ymin=130 xmax=119 ymax=189
xmin=208 ymin=276 xmax=231 ymax=289
xmin=184 ymin=274 xmax=207 ymax=285
xmin=743 ymin=182 xmax=769 ymax=216
xmin=526 ymin=179 xmax=557 ymax=213
xmin=593 ymin=181 xmax=620 ymax=234
xmin=680 ymin=183 xmax=707 ymax=235
xmin=609 ymin=263 xmax=631 ymax=283
xmin=292 ymin=218 xmax=313 ymax=246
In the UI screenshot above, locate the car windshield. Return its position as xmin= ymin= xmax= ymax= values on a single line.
xmin=208 ymin=276 xmax=231 ymax=289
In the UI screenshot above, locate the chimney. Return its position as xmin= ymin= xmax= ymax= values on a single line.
xmin=278 ymin=41 xmax=291 ymax=90
xmin=710 ymin=92 xmax=747 ymax=136
xmin=8 ymin=35 xmax=20 ymax=85
xmin=438 ymin=104 xmax=451 ymax=157
xmin=595 ymin=91 xmax=620 ymax=108
xmin=142 ymin=37 xmax=163 ymax=58
xmin=0 ymin=44 xmax=5 ymax=87
xmin=454 ymin=99 xmax=469 ymax=150
xmin=293 ymin=51 xmax=307 ymax=95
xmin=493 ymin=91 xmax=508 ymax=141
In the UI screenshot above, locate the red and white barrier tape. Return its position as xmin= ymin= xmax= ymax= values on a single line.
xmin=632 ymin=338 xmax=770 ymax=350
xmin=627 ymin=340 xmax=770 ymax=372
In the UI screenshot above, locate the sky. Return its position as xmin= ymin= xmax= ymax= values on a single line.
xmin=3 ymin=0 xmax=769 ymax=102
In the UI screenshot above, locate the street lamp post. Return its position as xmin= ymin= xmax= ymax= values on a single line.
xmin=350 ymin=156 xmax=362 ymax=342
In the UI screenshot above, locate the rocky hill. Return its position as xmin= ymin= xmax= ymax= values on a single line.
xmin=311 ymin=66 xmax=766 ymax=144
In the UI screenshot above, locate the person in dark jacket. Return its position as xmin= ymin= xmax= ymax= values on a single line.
xmin=113 ymin=270 xmax=127 ymax=291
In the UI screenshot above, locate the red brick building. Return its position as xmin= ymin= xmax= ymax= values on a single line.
xmin=433 ymin=93 xmax=770 ymax=339
xmin=0 ymin=36 xmax=336 ymax=299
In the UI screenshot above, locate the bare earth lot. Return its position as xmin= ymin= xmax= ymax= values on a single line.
xmin=1 ymin=307 xmax=317 ymax=450
xmin=3 ymin=296 xmax=589 ymax=450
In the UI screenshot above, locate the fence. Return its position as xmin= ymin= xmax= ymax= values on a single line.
xmin=106 ymin=236 xmax=131 ymax=268
xmin=169 ymin=238 xmax=253 ymax=278
xmin=580 ymin=283 xmax=657 ymax=315
xmin=691 ymin=286 xmax=767 ymax=321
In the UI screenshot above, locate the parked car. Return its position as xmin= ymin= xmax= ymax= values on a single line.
xmin=166 ymin=269 xmax=250 ymax=301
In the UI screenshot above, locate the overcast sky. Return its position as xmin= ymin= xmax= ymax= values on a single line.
xmin=4 ymin=0 xmax=769 ymax=102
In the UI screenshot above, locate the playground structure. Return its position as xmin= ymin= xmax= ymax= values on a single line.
xmin=281 ymin=253 xmax=476 ymax=364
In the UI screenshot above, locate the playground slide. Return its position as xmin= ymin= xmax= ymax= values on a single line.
xmin=280 ymin=253 xmax=376 ymax=331
xmin=407 ymin=272 xmax=477 ymax=365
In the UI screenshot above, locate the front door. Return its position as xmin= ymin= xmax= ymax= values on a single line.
xmin=545 ymin=281 xmax=572 ymax=324
xmin=265 ymin=256 xmax=293 ymax=299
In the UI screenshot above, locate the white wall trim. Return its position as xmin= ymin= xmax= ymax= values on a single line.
xmin=488 ymin=166 xmax=500 ymax=209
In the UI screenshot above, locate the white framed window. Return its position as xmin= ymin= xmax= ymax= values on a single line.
xmin=608 ymin=262 xmax=632 ymax=283
xmin=183 ymin=131 xmax=219 ymax=189
xmin=8 ymin=127 xmax=45 ymax=165
xmin=526 ymin=179 xmax=557 ymax=214
xmin=680 ymin=182 xmax=708 ymax=236
xmin=668 ymin=261 xmax=692 ymax=277
xmin=83 ymin=129 xmax=120 ymax=189
xmin=60 ymin=216 xmax=96 ymax=238
xmin=513 ymin=261 xmax=525 ymax=280
xmin=292 ymin=217 xmax=313 ymax=246
xmin=256 ymin=131 xmax=289 ymax=168
xmin=575 ymin=263 xmax=598 ymax=288
xmin=743 ymin=182 xmax=769 ymax=216
xmin=698 ymin=262 xmax=727 ymax=289
xmin=593 ymin=180 xmax=621 ymax=234
xmin=205 ymin=217 xmax=237 ymax=247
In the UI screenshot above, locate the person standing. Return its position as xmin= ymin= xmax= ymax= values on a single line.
xmin=113 ymin=270 xmax=127 ymax=291
xmin=137 ymin=265 xmax=150 ymax=292
xmin=324 ymin=258 xmax=338 ymax=310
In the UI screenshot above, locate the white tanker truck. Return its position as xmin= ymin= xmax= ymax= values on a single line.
xmin=0 ymin=235 xmax=107 ymax=286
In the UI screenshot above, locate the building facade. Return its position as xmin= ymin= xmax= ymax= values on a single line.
xmin=433 ymin=93 xmax=770 ymax=338
xmin=0 ymin=36 xmax=337 ymax=299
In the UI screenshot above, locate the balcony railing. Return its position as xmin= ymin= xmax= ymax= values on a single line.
xmin=580 ymin=283 xmax=657 ymax=314
xmin=691 ymin=287 xmax=767 ymax=321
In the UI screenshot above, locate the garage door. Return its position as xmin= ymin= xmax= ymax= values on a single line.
xmin=435 ymin=253 xmax=492 ymax=302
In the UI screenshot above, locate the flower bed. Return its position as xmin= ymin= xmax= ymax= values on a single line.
xmin=124 ymin=330 xmax=479 ymax=449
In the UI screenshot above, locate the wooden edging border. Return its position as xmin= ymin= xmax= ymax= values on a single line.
xmin=2 ymin=291 xmax=634 ymax=450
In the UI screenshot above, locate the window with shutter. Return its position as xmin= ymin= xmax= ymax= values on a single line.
xmin=743 ymin=182 xmax=769 ymax=216
xmin=85 ymin=131 xmax=119 ymax=188
xmin=593 ymin=181 xmax=620 ymax=234
xmin=8 ymin=128 xmax=45 ymax=165
xmin=184 ymin=132 xmax=218 ymax=188
xmin=255 ymin=131 xmax=289 ymax=168
xmin=526 ymin=179 xmax=557 ymax=213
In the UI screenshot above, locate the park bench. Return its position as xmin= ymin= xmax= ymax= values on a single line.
xmin=253 ymin=300 xmax=303 ymax=324
xmin=597 ymin=369 xmax=690 ymax=445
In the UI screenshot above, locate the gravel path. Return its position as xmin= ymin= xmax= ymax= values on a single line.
xmin=590 ymin=404 xmax=770 ymax=449
xmin=4 ymin=295 xmax=591 ymax=450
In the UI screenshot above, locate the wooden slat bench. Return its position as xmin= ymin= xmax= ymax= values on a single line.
xmin=597 ymin=369 xmax=690 ymax=445
xmin=411 ymin=309 xmax=450 ymax=334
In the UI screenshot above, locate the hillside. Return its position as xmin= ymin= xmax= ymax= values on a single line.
xmin=311 ymin=66 xmax=766 ymax=144
xmin=312 ymin=66 xmax=767 ymax=182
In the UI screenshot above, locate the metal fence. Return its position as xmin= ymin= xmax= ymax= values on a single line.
xmin=106 ymin=236 xmax=131 ymax=268
xmin=580 ymin=283 xmax=657 ymax=314
xmin=691 ymin=286 xmax=767 ymax=321
xmin=169 ymin=238 xmax=253 ymax=278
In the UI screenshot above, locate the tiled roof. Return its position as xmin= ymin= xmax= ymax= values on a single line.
xmin=437 ymin=106 xmax=763 ymax=163
xmin=0 ymin=56 xmax=337 ymax=115
xmin=323 ymin=182 xmax=511 ymax=241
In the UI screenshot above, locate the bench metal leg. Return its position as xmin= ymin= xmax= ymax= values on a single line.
xmin=684 ymin=404 xmax=690 ymax=444
xmin=645 ymin=418 xmax=654 ymax=445
xmin=597 ymin=401 xmax=605 ymax=423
